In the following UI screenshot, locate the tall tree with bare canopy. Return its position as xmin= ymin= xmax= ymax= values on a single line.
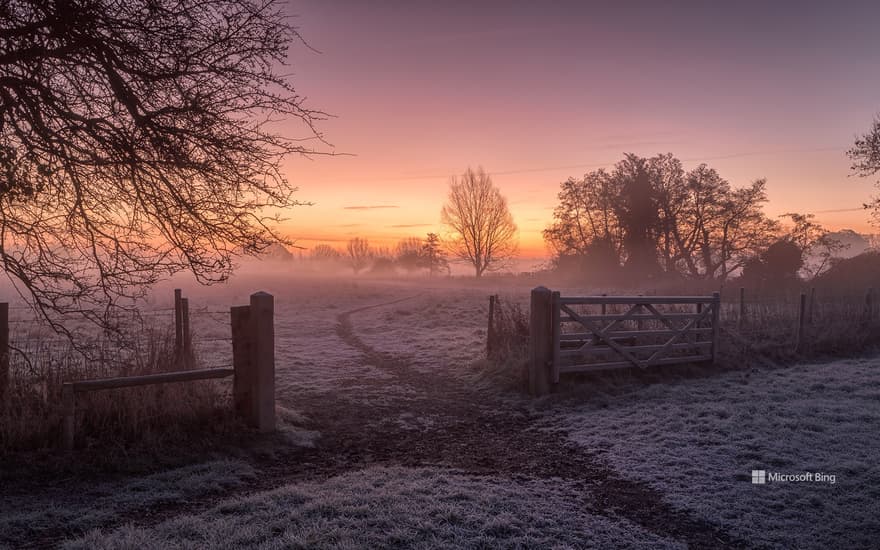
xmin=849 ymin=116 xmax=880 ymax=224
xmin=0 ymin=0 xmax=322 ymax=332
xmin=441 ymin=167 xmax=517 ymax=277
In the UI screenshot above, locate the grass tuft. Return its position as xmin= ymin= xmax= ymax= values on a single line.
xmin=1 ymin=322 xmax=229 ymax=456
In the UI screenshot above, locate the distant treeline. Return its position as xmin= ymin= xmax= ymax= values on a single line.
xmin=543 ymin=153 xmax=863 ymax=288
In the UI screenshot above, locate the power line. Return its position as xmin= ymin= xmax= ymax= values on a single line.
xmin=812 ymin=206 xmax=867 ymax=214
xmin=327 ymin=145 xmax=848 ymax=183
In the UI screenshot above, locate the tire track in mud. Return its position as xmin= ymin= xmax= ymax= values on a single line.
xmin=333 ymin=297 xmax=753 ymax=550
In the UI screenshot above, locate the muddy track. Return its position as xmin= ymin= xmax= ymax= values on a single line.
xmin=12 ymin=296 xmax=755 ymax=549
xmin=332 ymin=297 xmax=753 ymax=550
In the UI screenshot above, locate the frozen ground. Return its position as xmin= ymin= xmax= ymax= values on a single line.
xmin=3 ymin=273 xmax=879 ymax=549
xmin=1 ymin=460 xmax=256 ymax=546
xmin=551 ymin=359 xmax=880 ymax=549
xmin=67 ymin=466 xmax=685 ymax=550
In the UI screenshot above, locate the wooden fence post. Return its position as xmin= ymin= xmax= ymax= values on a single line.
xmin=174 ymin=288 xmax=183 ymax=359
xmin=250 ymin=291 xmax=275 ymax=433
xmin=0 ymin=303 xmax=8 ymax=401
xmin=62 ymin=383 xmax=75 ymax=451
xmin=711 ymin=292 xmax=721 ymax=362
xmin=181 ymin=297 xmax=191 ymax=366
xmin=487 ymin=294 xmax=496 ymax=359
xmin=795 ymin=292 xmax=807 ymax=353
xmin=738 ymin=287 xmax=745 ymax=330
xmin=528 ymin=286 xmax=552 ymax=396
xmin=231 ymin=305 xmax=253 ymax=422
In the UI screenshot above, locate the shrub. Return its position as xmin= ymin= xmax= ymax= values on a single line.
xmin=485 ymin=296 xmax=529 ymax=385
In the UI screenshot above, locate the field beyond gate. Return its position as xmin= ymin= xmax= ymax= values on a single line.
xmin=529 ymin=287 xmax=720 ymax=395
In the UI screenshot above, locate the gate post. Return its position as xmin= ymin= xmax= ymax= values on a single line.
xmin=231 ymin=292 xmax=275 ymax=432
xmin=250 ymin=292 xmax=275 ymax=433
xmin=529 ymin=287 xmax=553 ymax=396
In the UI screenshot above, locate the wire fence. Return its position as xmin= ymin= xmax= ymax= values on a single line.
xmin=487 ymin=285 xmax=880 ymax=368
xmin=2 ymin=292 xmax=237 ymax=384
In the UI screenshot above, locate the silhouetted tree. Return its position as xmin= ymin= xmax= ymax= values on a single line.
xmin=394 ymin=237 xmax=424 ymax=273
xmin=346 ymin=238 xmax=372 ymax=274
xmin=780 ymin=213 xmax=846 ymax=280
xmin=421 ymin=233 xmax=448 ymax=277
xmin=262 ymin=243 xmax=294 ymax=261
xmin=849 ymin=116 xmax=880 ymax=224
xmin=615 ymin=154 xmax=661 ymax=277
xmin=545 ymin=153 xmax=776 ymax=283
xmin=543 ymin=171 xmax=623 ymax=264
xmin=0 ymin=0 xmax=322 ymax=332
xmin=741 ymin=239 xmax=803 ymax=289
xmin=441 ymin=167 xmax=517 ymax=277
xmin=311 ymin=244 xmax=342 ymax=262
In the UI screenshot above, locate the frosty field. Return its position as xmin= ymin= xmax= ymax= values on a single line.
xmin=2 ymin=273 xmax=879 ymax=549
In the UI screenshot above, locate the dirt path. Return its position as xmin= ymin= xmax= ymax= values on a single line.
xmin=327 ymin=298 xmax=751 ymax=550
xmin=10 ymin=297 xmax=754 ymax=549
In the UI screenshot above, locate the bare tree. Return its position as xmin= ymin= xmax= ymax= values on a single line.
xmin=311 ymin=244 xmax=342 ymax=261
xmin=780 ymin=213 xmax=846 ymax=280
xmin=849 ymin=116 xmax=880 ymax=224
xmin=346 ymin=238 xmax=372 ymax=274
xmin=0 ymin=0 xmax=324 ymax=332
xmin=544 ymin=172 xmax=623 ymax=259
xmin=394 ymin=237 xmax=424 ymax=273
xmin=545 ymin=154 xmax=777 ymax=283
xmin=441 ymin=167 xmax=517 ymax=277
xmin=421 ymin=233 xmax=448 ymax=277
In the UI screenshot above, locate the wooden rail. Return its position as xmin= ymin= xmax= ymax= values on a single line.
xmin=65 ymin=367 xmax=234 ymax=392
xmin=62 ymin=368 xmax=234 ymax=450
xmin=528 ymin=287 xmax=720 ymax=396
xmin=60 ymin=290 xmax=276 ymax=451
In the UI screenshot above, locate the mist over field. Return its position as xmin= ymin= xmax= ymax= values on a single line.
xmin=4 ymin=267 xmax=880 ymax=548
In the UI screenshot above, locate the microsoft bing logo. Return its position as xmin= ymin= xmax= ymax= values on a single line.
xmin=751 ymin=470 xmax=766 ymax=484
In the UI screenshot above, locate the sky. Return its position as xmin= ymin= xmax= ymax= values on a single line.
xmin=275 ymin=0 xmax=880 ymax=261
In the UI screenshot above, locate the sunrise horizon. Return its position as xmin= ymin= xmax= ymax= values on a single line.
xmin=275 ymin=0 xmax=880 ymax=261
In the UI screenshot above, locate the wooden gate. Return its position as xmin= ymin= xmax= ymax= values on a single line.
xmin=528 ymin=287 xmax=720 ymax=395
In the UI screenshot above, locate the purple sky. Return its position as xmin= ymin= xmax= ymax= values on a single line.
xmin=278 ymin=0 xmax=880 ymax=256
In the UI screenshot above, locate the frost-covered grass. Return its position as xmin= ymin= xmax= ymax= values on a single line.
xmin=179 ymin=277 xmax=423 ymax=405
xmin=554 ymin=359 xmax=880 ymax=549
xmin=355 ymin=289 xmax=489 ymax=375
xmin=1 ymin=323 xmax=225 ymax=453
xmin=9 ymin=274 xmax=879 ymax=549
xmin=65 ymin=466 xmax=685 ymax=550
xmin=0 ymin=460 xmax=256 ymax=547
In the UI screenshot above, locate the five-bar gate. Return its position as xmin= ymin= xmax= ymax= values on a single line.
xmin=529 ymin=287 xmax=720 ymax=395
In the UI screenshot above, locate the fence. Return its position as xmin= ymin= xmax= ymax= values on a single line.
xmin=528 ymin=287 xmax=720 ymax=396
xmin=0 ymin=290 xmax=276 ymax=450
